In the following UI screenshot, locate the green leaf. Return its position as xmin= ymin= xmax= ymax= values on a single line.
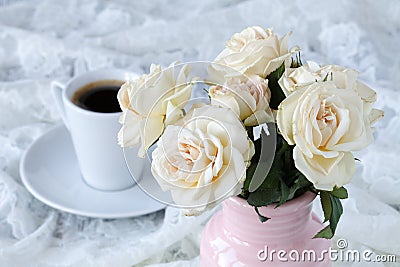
xmin=267 ymin=63 xmax=286 ymax=110
xmin=259 ymin=169 xmax=282 ymax=190
xmin=276 ymin=178 xmax=290 ymax=207
xmin=276 ymin=137 xmax=290 ymax=158
xmin=254 ymin=207 xmax=270 ymax=223
xmin=287 ymin=174 xmax=312 ymax=199
xmin=320 ymin=191 xmax=332 ymax=223
xmin=247 ymin=188 xmax=280 ymax=207
xmin=329 ymin=195 xmax=343 ymax=234
xmin=313 ymin=225 xmax=333 ymax=239
xmin=330 ymin=187 xmax=348 ymax=199
xmin=314 ymin=194 xmax=344 ymax=239
xmin=285 ymin=168 xmax=302 ymax=185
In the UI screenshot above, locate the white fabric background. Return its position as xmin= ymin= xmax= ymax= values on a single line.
xmin=0 ymin=0 xmax=399 ymax=266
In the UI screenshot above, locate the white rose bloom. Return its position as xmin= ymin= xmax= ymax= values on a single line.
xmin=209 ymin=75 xmax=273 ymax=126
xmin=118 ymin=63 xmax=192 ymax=157
xmin=278 ymin=61 xmax=384 ymax=124
xmin=151 ymin=105 xmax=254 ymax=215
xmin=209 ymin=26 xmax=298 ymax=82
xmin=277 ymin=81 xmax=383 ymax=190
xmin=278 ymin=61 xmax=323 ymax=96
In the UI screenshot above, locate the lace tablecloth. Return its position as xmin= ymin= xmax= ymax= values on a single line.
xmin=0 ymin=0 xmax=399 ymax=266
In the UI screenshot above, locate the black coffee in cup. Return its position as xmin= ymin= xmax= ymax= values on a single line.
xmin=72 ymin=80 xmax=123 ymax=113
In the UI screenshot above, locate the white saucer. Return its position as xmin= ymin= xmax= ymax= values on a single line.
xmin=20 ymin=124 xmax=167 ymax=219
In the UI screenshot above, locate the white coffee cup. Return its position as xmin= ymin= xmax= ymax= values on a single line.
xmin=51 ymin=69 xmax=143 ymax=191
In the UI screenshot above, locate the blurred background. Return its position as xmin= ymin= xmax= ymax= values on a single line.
xmin=0 ymin=0 xmax=399 ymax=266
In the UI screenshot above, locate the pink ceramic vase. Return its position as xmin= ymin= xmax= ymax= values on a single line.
xmin=200 ymin=192 xmax=331 ymax=266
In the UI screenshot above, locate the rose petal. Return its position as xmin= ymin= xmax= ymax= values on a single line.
xmin=277 ymin=89 xmax=304 ymax=145
xmin=369 ymin=108 xmax=384 ymax=125
xmin=294 ymin=147 xmax=355 ymax=191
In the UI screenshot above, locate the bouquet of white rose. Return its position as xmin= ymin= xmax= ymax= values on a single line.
xmin=118 ymin=26 xmax=383 ymax=239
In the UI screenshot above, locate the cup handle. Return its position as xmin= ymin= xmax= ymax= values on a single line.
xmin=51 ymin=81 xmax=69 ymax=129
